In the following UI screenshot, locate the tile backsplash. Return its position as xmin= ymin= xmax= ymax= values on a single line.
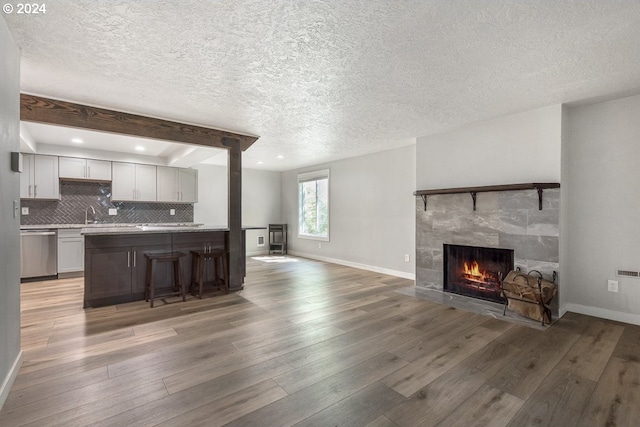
xmin=21 ymin=181 xmax=194 ymax=225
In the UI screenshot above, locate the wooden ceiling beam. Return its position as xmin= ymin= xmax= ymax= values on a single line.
xmin=20 ymin=94 xmax=258 ymax=151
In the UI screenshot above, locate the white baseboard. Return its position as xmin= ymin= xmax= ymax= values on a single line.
xmin=288 ymin=251 xmax=416 ymax=280
xmin=246 ymin=250 xmax=270 ymax=257
xmin=559 ymin=304 xmax=569 ymax=318
xmin=0 ymin=350 xmax=22 ymax=411
xmin=564 ymin=303 xmax=640 ymax=326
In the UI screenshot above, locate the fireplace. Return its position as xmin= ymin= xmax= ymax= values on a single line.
xmin=443 ymin=244 xmax=514 ymax=303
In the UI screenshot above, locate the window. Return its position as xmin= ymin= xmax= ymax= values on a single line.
xmin=298 ymin=169 xmax=329 ymax=240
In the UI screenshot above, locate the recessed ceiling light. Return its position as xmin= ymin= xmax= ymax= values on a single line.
xmin=135 ymin=146 xmax=145 ymax=151
xmin=71 ymin=138 xmax=83 ymax=144
xmin=276 ymin=155 xmax=284 ymax=159
xmin=256 ymin=160 xmax=264 ymax=165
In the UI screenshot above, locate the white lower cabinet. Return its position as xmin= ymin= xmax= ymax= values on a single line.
xmin=57 ymin=228 xmax=84 ymax=274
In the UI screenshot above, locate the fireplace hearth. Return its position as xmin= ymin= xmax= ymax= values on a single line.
xmin=443 ymin=244 xmax=514 ymax=303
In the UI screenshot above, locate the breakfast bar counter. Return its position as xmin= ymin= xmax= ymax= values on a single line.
xmin=82 ymin=225 xmax=261 ymax=308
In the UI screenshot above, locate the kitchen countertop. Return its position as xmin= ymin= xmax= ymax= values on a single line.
xmin=20 ymin=223 xmax=266 ymax=235
xmin=21 ymin=222 xmax=202 ymax=230
xmin=81 ymin=224 xmax=224 ymax=235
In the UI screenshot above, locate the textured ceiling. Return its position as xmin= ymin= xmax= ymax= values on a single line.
xmin=5 ymin=0 xmax=640 ymax=171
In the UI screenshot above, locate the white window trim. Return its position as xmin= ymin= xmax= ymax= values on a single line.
xmin=298 ymin=169 xmax=330 ymax=241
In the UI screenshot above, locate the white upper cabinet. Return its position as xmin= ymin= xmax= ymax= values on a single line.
xmin=156 ymin=166 xmax=179 ymax=202
xmin=19 ymin=154 xmax=32 ymax=199
xmin=58 ymin=157 xmax=85 ymax=179
xmin=178 ymin=168 xmax=198 ymax=203
xmin=111 ymin=162 xmax=157 ymax=202
xmin=20 ymin=154 xmax=60 ymax=200
xmin=87 ymin=159 xmax=112 ymax=181
xmin=156 ymin=166 xmax=198 ymax=203
xmin=135 ymin=164 xmax=157 ymax=202
xmin=59 ymin=157 xmax=112 ymax=181
xmin=111 ymin=162 xmax=135 ymax=201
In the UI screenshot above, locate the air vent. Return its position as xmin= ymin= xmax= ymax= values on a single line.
xmin=257 ymin=236 xmax=265 ymax=247
xmin=616 ymin=270 xmax=640 ymax=278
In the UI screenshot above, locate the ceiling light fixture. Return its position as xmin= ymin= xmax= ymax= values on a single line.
xmin=71 ymin=138 xmax=83 ymax=144
xmin=276 ymin=155 xmax=284 ymax=159
xmin=256 ymin=161 xmax=264 ymax=165
xmin=135 ymin=146 xmax=145 ymax=151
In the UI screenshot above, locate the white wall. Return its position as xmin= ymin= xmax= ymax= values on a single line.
xmin=416 ymin=105 xmax=562 ymax=189
xmin=559 ymin=105 xmax=570 ymax=314
xmin=193 ymin=164 xmax=228 ymax=226
xmin=0 ymin=16 xmax=22 ymax=409
xmin=193 ymin=164 xmax=281 ymax=255
xmin=282 ymin=145 xmax=416 ymax=279
xmin=562 ymin=94 xmax=640 ymax=324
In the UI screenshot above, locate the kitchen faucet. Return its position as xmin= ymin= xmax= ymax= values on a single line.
xmin=85 ymin=206 xmax=96 ymax=225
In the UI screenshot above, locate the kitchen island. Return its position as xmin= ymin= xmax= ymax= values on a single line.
xmin=82 ymin=225 xmax=260 ymax=308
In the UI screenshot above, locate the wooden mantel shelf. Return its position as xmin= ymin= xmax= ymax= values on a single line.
xmin=413 ymin=183 xmax=560 ymax=211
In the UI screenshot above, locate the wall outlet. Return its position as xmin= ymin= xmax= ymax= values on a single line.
xmin=21 ymin=207 xmax=29 ymax=215
xmin=108 ymin=208 xmax=117 ymax=216
xmin=257 ymin=236 xmax=265 ymax=247
xmin=318 ymin=242 xmax=322 ymax=249
xmin=404 ymin=254 xmax=410 ymax=262
xmin=170 ymin=209 xmax=176 ymax=216
xmin=607 ymin=280 xmax=619 ymax=293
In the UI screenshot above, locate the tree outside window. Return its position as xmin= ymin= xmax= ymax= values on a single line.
xmin=298 ymin=170 xmax=329 ymax=240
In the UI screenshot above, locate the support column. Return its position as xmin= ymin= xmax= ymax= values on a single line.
xmin=223 ymin=137 xmax=243 ymax=290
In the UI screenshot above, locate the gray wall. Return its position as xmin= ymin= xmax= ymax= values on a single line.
xmin=282 ymin=145 xmax=416 ymax=278
xmin=0 ymin=16 xmax=21 ymax=408
xmin=194 ymin=164 xmax=282 ymax=255
xmin=417 ymin=105 xmax=562 ymax=189
xmin=562 ymin=94 xmax=640 ymax=323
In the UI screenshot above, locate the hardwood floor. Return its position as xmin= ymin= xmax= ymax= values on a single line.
xmin=2 ymin=256 xmax=640 ymax=426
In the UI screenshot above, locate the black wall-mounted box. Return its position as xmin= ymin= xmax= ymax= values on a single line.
xmin=11 ymin=152 xmax=22 ymax=172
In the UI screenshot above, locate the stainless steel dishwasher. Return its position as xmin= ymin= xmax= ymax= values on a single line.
xmin=20 ymin=229 xmax=58 ymax=279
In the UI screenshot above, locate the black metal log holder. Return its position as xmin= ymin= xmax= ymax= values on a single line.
xmin=500 ymin=267 xmax=558 ymax=326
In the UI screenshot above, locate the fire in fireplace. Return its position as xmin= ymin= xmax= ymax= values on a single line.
xmin=443 ymin=244 xmax=514 ymax=303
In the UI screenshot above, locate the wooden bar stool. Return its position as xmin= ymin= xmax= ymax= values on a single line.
xmin=190 ymin=249 xmax=228 ymax=298
xmin=144 ymin=251 xmax=186 ymax=308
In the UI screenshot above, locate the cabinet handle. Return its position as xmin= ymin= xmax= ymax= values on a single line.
xmin=34 ymin=185 xmax=37 ymax=197
xmin=88 ymin=165 xmax=91 ymax=177
xmin=28 ymin=185 xmax=32 ymax=196
xmin=83 ymin=165 xmax=86 ymax=178
xmin=127 ymin=251 xmax=130 ymax=268
xmin=133 ymin=251 xmax=136 ymax=267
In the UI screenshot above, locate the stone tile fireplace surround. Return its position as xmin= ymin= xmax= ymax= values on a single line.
xmin=415 ymin=188 xmax=560 ymax=319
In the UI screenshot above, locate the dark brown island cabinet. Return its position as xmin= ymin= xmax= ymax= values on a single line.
xmin=83 ymin=229 xmax=246 ymax=308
